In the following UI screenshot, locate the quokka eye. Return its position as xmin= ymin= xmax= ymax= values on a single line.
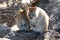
xmin=24 ymin=24 xmax=26 ymax=26
xmin=21 ymin=24 xmax=26 ymax=27
xmin=21 ymin=24 xmax=23 ymax=27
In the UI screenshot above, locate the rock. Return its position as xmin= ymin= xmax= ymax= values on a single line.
xmin=1 ymin=38 xmax=11 ymax=40
xmin=0 ymin=23 xmax=10 ymax=38
xmin=49 ymin=0 xmax=60 ymax=3
xmin=53 ymin=22 xmax=60 ymax=33
xmin=3 ymin=30 xmax=41 ymax=40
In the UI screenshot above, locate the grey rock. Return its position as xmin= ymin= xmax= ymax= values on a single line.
xmin=49 ymin=0 xmax=60 ymax=3
xmin=3 ymin=30 xmax=41 ymax=40
xmin=0 ymin=23 xmax=10 ymax=38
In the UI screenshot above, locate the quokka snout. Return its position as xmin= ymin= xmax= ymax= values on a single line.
xmin=26 ymin=6 xmax=49 ymax=33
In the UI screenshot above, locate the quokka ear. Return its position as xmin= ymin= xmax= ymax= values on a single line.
xmin=16 ymin=0 xmax=21 ymax=3
xmin=26 ymin=6 xmax=37 ymax=11
xmin=32 ymin=6 xmax=36 ymax=10
xmin=26 ymin=6 xmax=32 ymax=11
xmin=17 ymin=9 xmax=24 ymax=14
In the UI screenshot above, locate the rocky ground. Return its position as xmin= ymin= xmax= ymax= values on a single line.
xmin=0 ymin=0 xmax=60 ymax=40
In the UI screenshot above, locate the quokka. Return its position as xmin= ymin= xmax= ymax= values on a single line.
xmin=16 ymin=9 xmax=30 ymax=31
xmin=26 ymin=6 xmax=49 ymax=33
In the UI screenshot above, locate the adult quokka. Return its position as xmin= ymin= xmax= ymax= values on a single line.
xmin=26 ymin=6 xmax=49 ymax=33
xmin=15 ymin=9 xmax=30 ymax=31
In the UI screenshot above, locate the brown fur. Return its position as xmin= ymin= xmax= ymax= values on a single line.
xmin=16 ymin=10 xmax=30 ymax=30
xmin=26 ymin=6 xmax=36 ymax=20
xmin=16 ymin=10 xmax=30 ymax=23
